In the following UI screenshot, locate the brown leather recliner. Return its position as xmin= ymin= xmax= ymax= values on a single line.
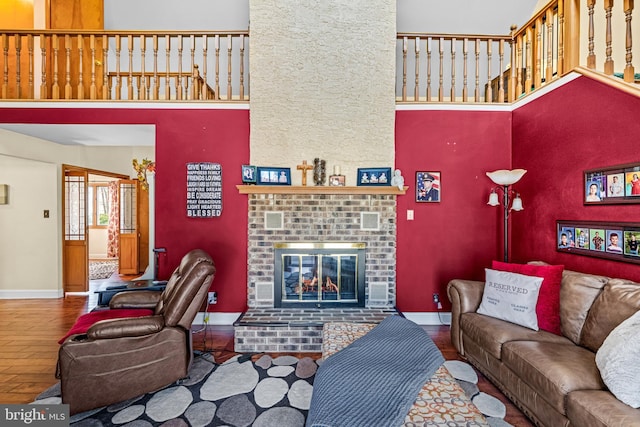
xmin=57 ymin=249 xmax=216 ymax=415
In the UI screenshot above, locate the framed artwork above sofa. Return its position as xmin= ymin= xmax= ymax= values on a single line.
xmin=557 ymin=220 xmax=640 ymax=265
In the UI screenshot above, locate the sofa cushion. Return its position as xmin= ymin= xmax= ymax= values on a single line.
xmin=492 ymin=261 xmax=564 ymax=335
xmin=559 ymin=270 xmax=608 ymax=345
xmin=460 ymin=312 xmax=570 ymax=360
xmin=580 ymin=279 xmax=640 ymax=352
xmin=595 ymin=310 xmax=640 ymax=408
xmin=502 ymin=341 xmax=605 ymax=415
xmin=477 ymin=269 xmax=543 ymax=330
xmin=566 ymin=390 xmax=640 ymax=427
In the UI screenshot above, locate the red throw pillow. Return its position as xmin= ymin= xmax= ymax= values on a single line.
xmin=491 ymin=261 xmax=564 ymax=335
xmin=59 ymin=308 xmax=154 ymax=344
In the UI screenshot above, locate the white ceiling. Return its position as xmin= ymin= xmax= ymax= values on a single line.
xmin=0 ymin=124 xmax=155 ymax=146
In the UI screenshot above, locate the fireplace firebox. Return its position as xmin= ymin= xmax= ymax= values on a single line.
xmin=274 ymin=242 xmax=366 ymax=308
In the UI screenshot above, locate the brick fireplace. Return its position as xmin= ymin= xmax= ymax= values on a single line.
xmin=234 ymin=186 xmax=405 ymax=352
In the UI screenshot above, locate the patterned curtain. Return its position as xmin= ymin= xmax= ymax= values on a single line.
xmin=107 ymin=181 xmax=120 ymax=258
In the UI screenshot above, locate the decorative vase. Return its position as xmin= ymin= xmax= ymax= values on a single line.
xmin=313 ymin=158 xmax=326 ymax=186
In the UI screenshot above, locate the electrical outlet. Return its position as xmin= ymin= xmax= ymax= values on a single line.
xmin=208 ymin=291 xmax=217 ymax=304
xmin=432 ymin=293 xmax=440 ymax=304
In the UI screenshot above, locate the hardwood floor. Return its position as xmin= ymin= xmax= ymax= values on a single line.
xmin=0 ymin=279 xmax=533 ymax=426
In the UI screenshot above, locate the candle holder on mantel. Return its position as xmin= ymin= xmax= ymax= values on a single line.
xmin=313 ymin=158 xmax=326 ymax=186
xmin=329 ymin=165 xmax=345 ymax=186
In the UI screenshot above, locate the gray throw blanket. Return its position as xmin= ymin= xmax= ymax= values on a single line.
xmin=306 ymin=315 xmax=445 ymax=427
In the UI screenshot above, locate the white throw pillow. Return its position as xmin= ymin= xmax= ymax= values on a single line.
xmin=476 ymin=268 xmax=543 ymax=330
xmin=595 ymin=310 xmax=640 ymax=408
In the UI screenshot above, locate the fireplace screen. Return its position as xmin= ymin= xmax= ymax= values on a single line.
xmin=274 ymin=242 xmax=365 ymax=308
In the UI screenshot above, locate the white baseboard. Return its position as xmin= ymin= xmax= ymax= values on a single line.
xmin=194 ymin=312 xmax=242 ymax=325
xmin=0 ymin=289 xmax=64 ymax=299
xmin=403 ymin=312 xmax=451 ymax=326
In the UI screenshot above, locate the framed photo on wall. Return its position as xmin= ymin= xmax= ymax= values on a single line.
xmin=584 ymin=163 xmax=640 ymax=204
xmin=416 ymin=171 xmax=440 ymax=202
xmin=557 ymin=220 xmax=640 ymax=265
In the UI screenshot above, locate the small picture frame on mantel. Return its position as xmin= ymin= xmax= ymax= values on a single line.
xmin=329 ymin=175 xmax=346 ymax=186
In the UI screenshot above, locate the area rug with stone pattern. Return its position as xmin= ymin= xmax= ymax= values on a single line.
xmin=33 ymin=354 xmax=512 ymax=427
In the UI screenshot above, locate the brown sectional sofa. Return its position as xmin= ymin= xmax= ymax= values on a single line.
xmin=447 ymin=267 xmax=640 ymax=427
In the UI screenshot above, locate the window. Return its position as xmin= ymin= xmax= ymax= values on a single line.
xmin=88 ymin=184 xmax=111 ymax=227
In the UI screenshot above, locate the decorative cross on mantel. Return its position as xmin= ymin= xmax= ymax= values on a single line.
xmin=296 ymin=160 xmax=313 ymax=186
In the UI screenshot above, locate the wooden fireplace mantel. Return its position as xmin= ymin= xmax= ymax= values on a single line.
xmin=236 ymin=185 xmax=408 ymax=195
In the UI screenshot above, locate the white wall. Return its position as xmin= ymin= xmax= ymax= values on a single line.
xmin=0 ymin=154 xmax=59 ymax=297
xmin=0 ymin=129 xmax=154 ymax=297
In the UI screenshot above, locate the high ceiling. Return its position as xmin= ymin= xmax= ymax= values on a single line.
xmin=0 ymin=124 xmax=155 ymax=146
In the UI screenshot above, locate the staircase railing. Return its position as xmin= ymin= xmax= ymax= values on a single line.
xmin=0 ymin=1 xmax=637 ymax=103
xmin=0 ymin=30 xmax=248 ymax=101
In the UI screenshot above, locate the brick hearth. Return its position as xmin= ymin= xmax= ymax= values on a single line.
xmin=234 ymin=307 xmax=399 ymax=352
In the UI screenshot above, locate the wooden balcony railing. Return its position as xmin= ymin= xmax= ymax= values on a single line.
xmin=0 ymin=30 xmax=248 ymax=101
xmin=1 ymin=1 xmax=638 ymax=104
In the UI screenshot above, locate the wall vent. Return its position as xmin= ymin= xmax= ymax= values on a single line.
xmin=264 ymin=211 xmax=284 ymax=230
xmin=360 ymin=212 xmax=380 ymax=231
xmin=255 ymin=282 xmax=273 ymax=301
xmin=367 ymin=282 xmax=389 ymax=306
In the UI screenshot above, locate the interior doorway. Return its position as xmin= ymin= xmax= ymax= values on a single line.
xmin=62 ymin=164 xmax=149 ymax=293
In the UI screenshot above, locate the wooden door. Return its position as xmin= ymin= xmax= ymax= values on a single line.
xmin=63 ymin=169 xmax=88 ymax=292
xmin=118 ymin=180 xmax=139 ymax=275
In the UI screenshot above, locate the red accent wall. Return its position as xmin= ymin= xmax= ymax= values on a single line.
xmin=0 ymin=107 xmax=250 ymax=312
xmin=512 ymin=76 xmax=640 ymax=281
xmin=395 ymin=110 xmax=512 ymax=312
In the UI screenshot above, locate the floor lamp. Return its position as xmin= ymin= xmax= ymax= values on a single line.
xmin=486 ymin=169 xmax=526 ymax=262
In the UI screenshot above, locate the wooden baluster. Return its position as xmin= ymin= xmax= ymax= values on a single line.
xmin=152 ymin=35 xmax=159 ymax=100
xmin=201 ymin=34 xmax=208 ymax=100
xmin=509 ymin=26 xmax=517 ymax=102
xmin=115 ymin=35 xmax=121 ymax=100
xmin=486 ymin=39 xmax=492 ymax=102
xmin=450 ymin=37 xmax=456 ymax=101
xmin=40 ymin=34 xmax=47 ymax=99
xmin=214 ymin=35 xmax=220 ymax=100
xmin=558 ymin=0 xmax=565 ymax=74
xmin=165 ymin=35 xmax=171 ymax=100
xmin=239 ymin=34 xmax=245 ymax=100
xmin=28 ymin=35 xmax=34 ymax=99
xmin=535 ymin=17 xmax=543 ymax=88
xmin=604 ymin=0 xmax=614 ymax=75
xmin=189 ymin=35 xmax=195 ymax=99
xmin=128 ymin=35 xmax=134 ymax=100
xmin=498 ymin=39 xmax=505 ymax=102
xmin=414 ymin=37 xmax=420 ymax=102
xmin=177 ymin=35 xmax=183 ymax=100
xmin=401 ymin=36 xmax=407 ymax=101
xmin=77 ymin=35 xmax=84 ymax=99
xmin=438 ymin=37 xmax=444 ymax=101
xmin=102 ymin=35 xmax=109 ymax=99
xmin=64 ymin=34 xmax=71 ymax=99
xmin=587 ymin=0 xmax=596 ymax=68
xmin=1 ymin=34 xmax=7 ymax=99
xmin=462 ymin=38 xmax=468 ymax=102
xmin=139 ymin=35 xmax=146 ymax=100
xmin=546 ymin=8 xmax=554 ymax=83
xmin=89 ymin=35 xmax=96 ymax=99
xmin=525 ymin=28 xmax=533 ymax=93
xmin=426 ymin=37 xmax=432 ymax=102
xmin=191 ymin=64 xmax=200 ymax=100
xmin=516 ymin=34 xmax=523 ymax=97
xmin=15 ymin=34 xmax=22 ymax=99
xmin=52 ymin=34 xmax=60 ymax=99
xmin=475 ymin=38 xmax=480 ymax=102
xmin=623 ymin=0 xmax=635 ymax=82
xmin=227 ymin=34 xmax=232 ymax=100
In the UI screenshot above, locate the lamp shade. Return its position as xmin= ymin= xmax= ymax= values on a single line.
xmin=511 ymin=194 xmax=524 ymax=211
xmin=487 ymin=190 xmax=500 ymax=206
xmin=486 ymin=169 xmax=527 ymax=186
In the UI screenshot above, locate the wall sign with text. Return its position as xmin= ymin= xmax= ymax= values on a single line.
xmin=186 ymin=162 xmax=222 ymax=217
